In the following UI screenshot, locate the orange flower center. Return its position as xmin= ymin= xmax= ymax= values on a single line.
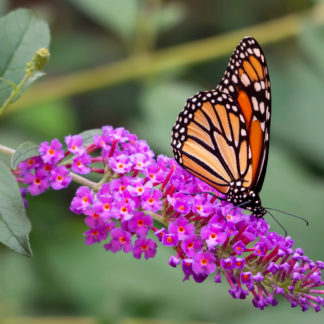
xmin=178 ymin=226 xmax=184 ymax=233
xmin=27 ymin=159 xmax=34 ymax=166
xmin=210 ymin=233 xmax=217 ymax=239
xmin=82 ymin=197 xmax=88 ymax=203
xmin=71 ymin=145 xmax=77 ymax=150
xmin=141 ymin=244 xmax=148 ymax=251
xmin=34 ymin=178 xmax=41 ymax=185
xmin=187 ymin=243 xmax=194 ymax=249
xmin=104 ymin=204 xmax=110 ymax=211
xmin=137 ymin=220 xmax=144 ymax=226
xmin=200 ymin=258 xmax=208 ymax=266
xmin=93 ymin=213 xmax=99 ymax=219
xmin=92 ymin=230 xmax=99 ymax=236
xmin=121 ymin=207 xmax=127 ymax=213
xmin=118 ymin=163 xmax=124 ymax=169
xmin=57 ymin=175 xmax=63 ymax=182
xmin=48 ymin=149 xmax=55 ymax=155
xmin=197 ymin=205 xmax=202 ymax=211
xmin=45 ymin=165 xmax=51 ymax=172
xmin=119 ymin=236 xmax=126 ymax=244
xmin=148 ymin=198 xmax=154 ymax=204
xmin=167 ymin=236 xmax=173 ymax=243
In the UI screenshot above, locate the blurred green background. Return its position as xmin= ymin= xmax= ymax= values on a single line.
xmin=1 ymin=0 xmax=324 ymax=323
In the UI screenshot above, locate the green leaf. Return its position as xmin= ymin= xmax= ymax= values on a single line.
xmin=0 ymin=8 xmax=50 ymax=107
xmin=68 ymin=0 xmax=138 ymax=44
xmin=0 ymin=161 xmax=32 ymax=256
xmin=79 ymin=128 xmax=102 ymax=147
xmin=11 ymin=142 xmax=39 ymax=169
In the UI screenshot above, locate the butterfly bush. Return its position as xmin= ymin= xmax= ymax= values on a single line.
xmin=15 ymin=125 xmax=324 ymax=312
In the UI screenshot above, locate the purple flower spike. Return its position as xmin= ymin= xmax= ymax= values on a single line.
xmin=17 ymin=125 xmax=324 ymax=313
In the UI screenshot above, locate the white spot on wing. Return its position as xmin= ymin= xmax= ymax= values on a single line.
xmin=241 ymin=73 xmax=251 ymax=86
xmin=254 ymin=82 xmax=261 ymax=91
xmin=251 ymin=97 xmax=259 ymax=111
xmin=253 ymin=48 xmax=261 ymax=57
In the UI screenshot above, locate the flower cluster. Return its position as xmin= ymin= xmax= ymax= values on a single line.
xmin=16 ymin=125 xmax=324 ymax=312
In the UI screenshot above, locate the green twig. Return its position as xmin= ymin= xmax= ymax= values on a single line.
xmin=0 ymin=47 xmax=50 ymax=116
xmin=0 ymin=144 xmax=15 ymax=156
xmin=144 ymin=210 xmax=168 ymax=226
xmin=0 ymin=74 xmax=29 ymax=117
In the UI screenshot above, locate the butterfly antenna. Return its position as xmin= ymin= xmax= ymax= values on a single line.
xmin=266 ymin=209 xmax=288 ymax=237
xmin=264 ymin=207 xmax=309 ymax=226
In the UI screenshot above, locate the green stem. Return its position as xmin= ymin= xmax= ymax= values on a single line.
xmin=69 ymin=172 xmax=97 ymax=189
xmin=0 ymin=74 xmax=30 ymax=116
xmin=7 ymin=3 xmax=324 ymax=112
xmin=144 ymin=210 xmax=169 ymax=226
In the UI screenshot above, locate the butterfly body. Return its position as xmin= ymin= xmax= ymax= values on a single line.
xmin=171 ymin=37 xmax=270 ymax=218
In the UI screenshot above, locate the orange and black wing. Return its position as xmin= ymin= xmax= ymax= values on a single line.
xmin=171 ymin=90 xmax=252 ymax=194
xmin=171 ymin=36 xmax=271 ymax=195
xmin=216 ymin=36 xmax=271 ymax=192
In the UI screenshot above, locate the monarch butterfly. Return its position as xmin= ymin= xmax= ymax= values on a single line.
xmin=171 ymin=36 xmax=271 ymax=218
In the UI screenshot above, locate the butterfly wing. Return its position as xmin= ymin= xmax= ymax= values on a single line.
xmin=216 ymin=36 xmax=271 ymax=192
xmin=171 ymin=90 xmax=252 ymax=194
xmin=171 ymin=36 xmax=271 ymax=195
